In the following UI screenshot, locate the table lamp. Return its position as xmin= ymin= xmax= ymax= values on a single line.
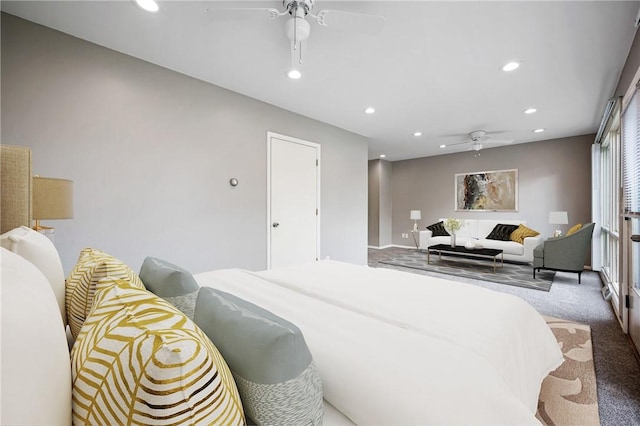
xmin=410 ymin=210 xmax=421 ymax=231
xmin=32 ymin=176 xmax=74 ymax=240
xmin=548 ymin=211 xmax=568 ymax=237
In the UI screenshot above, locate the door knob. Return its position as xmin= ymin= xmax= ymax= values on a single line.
xmin=272 ymin=222 xmax=280 ymax=228
xmin=632 ymin=234 xmax=640 ymax=243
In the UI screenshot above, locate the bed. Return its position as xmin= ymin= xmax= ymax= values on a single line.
xmin=1 ymin=144 xmax=563 ymax=425
xmin=195 ymin=262 xmax=563 ymax=425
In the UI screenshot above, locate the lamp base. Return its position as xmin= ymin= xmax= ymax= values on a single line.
xmin=553 ymin=229 xmax=562 ymax=237
xmin=33 ymin=221 xmax=55 ymax=242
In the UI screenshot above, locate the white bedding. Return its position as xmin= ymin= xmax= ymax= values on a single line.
xmin=195 ymin=265 xmax=562 ymax=425
xmin=255 ymin=260 xmax=564 ymax=413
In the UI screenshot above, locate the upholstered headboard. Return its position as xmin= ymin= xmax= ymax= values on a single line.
xmin=1 ymin=145 xmax=32 ymax=233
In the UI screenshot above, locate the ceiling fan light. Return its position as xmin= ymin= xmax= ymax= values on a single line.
xmin=472 ymin=144 xmax=482 ymax=151
xmin=287 ymin=69 xmax=302 ymax=79
xmin=135 ymin=0 xmax=159 ymax=12
xmin=502 ymin=61 xmax=520 ymax=72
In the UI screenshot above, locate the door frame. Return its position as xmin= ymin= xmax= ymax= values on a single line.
xmin=266 ymin=131 xmax=321 ymax=269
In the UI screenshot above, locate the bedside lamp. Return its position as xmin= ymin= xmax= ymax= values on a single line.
xmin=548 ymin=211 xmax=568 ymax=237
xmin=410 ymin=210 xmax=421 ymax=231
xmin=32 ymin=176 xmax=74 ymax=240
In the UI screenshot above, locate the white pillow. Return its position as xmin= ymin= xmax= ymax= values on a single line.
xmin=0 ymin=226 xmax=66 ymax=324
xmin=0 ymin=248 xmax=72 ymax=425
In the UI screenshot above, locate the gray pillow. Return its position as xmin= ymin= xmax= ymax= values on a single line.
xmin=194 ymin=287 xmax=323 ymax=426
xmin=139 ymin=257 xmax=199 ymax=319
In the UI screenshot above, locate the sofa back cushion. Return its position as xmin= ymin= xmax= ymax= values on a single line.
xmin=439 ymin=218 xmax=477 ymax=238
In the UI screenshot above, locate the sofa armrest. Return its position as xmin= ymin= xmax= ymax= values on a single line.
xmin=419 ymin=230 xmax=433 ymax=250
xmin=522 ymin=236 xmax=543 ymax=263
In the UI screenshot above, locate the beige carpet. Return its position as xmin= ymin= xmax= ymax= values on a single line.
xmin=537 ymin=317 xmax=600 ymax=426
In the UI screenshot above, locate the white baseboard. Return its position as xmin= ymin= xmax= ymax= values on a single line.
xmin=368 ymin=244 xmax=394 ymax=249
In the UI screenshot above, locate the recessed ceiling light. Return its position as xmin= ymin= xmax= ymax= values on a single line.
xmin=287 ymin=69 xmax=302 ymax=79
xmin=380 ymin=154 xmax=386 ymax=158
xmin=524 ymin=108 xmax=537 ymax=114
xmin=413 ymin=132 xmax=422 ymax=137
xmin=502 ymin=61 xmax=520 ymax=72
xmin=439 ymin=144 xmax=446 ymax=148
xmin=364 ymin=107 xmax=375 ymax=114
xmin=533 ymin=128 xmax=545 ymax=133
xmin=135 ymin=0 xmax=159 ymax=12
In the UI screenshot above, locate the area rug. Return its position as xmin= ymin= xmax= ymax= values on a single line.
xmin=378 ymin=249 xmax=555 ymax=291
xmin=537 ymin=316 xmax=600 ymax=426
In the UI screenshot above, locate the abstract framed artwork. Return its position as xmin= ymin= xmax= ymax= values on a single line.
xmin=455 ymin=169 xmax=518 ymax=211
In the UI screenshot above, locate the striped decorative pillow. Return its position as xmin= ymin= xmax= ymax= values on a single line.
xmin=71 ymin=279 xmax=245 ymax=425
xmin=65 ymin=248 xmax=145 ymax=338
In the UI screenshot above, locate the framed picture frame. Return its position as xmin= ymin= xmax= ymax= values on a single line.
xmin=455 ymin=169 xmax=518 ymax=212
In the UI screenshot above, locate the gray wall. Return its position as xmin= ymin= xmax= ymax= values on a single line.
xmin=1 ymin=13 xmax=368 ymax=273
xmin=389 ymin=134 xmax=593 ymax=248
xmin=368 ymin=159 xmax=392 ymax=248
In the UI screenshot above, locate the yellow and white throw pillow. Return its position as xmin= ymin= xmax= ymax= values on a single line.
xmin=65 ymin=248 xmax=145 ymax=338
xmin=510 ymin=224 xmax=540 ymax=244
xmin=71 ymin=279 xmax=245 ymax=425
xmin=566 ymin=223 xmax=582 ymax=236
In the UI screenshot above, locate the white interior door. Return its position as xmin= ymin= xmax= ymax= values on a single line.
xmin=628 ymin=218 xmax=640 ymax=353
xmin=268 ymin=132 xmax=320 ymax=269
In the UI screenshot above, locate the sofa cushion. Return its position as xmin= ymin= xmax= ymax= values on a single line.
xmin=487 ymin=224 xmax=520 ymax=241
xmin=139 ymin=256 xmax=199 ymax=319
xmin=477 ymin=239 xmax=525 ymax=255
xmin=65 ymin=248 xmax=145 ymax=338
xmin=1 ymin=248 xmax=71 ymax=425
xmin=427 ymin=221 xmax=449 ymax=237
xmin=194 ymin=287 xmax=323 ymax=425
xmin=510 ymin=224 xmax=540 ymax=244
xmin=566 ymin=223 xmax=582 ymax=236
xmin=1 ymin=226 xmax=66 ymax=324
xmin=71 ymin=279 xmax=244 ymax=425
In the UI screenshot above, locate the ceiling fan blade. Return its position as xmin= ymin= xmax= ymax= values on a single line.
xmin=443 ymin=141 xmax=471 ymax=148
xmin=483 ymin=139 xmax=514 ymax=145
xmin=204 ymin=7 xmax=282 ymax=22
xmin=315 ymin=10 xmax=385 ymax=35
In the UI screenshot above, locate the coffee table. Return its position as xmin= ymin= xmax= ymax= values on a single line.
xmin=427 ymin=244 xmax=504 ymax=273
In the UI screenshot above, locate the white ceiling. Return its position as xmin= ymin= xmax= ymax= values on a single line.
xmin=2 ymin=1 xmax=639 ymax=160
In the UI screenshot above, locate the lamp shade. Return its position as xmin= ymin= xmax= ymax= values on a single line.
xmin=32 ymin=177 xmax=73 ymax=220
xmin=548 ymin=211 xmax=568 ymax=225
xmin=410 ymin=210 xmax=421 ymax=220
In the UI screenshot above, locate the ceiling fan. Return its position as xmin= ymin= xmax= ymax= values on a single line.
xmin=204 ymin=1 xmax=385 ymax=77
xmin=443 ymin=130 xmax=514 ymax=152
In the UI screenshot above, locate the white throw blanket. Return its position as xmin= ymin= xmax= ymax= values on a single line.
xmin=196 ymin=263 xmax=562 ymax=425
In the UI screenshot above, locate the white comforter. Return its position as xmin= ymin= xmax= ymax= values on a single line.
xmin=196 ymin=263 xmax=562 ymax=425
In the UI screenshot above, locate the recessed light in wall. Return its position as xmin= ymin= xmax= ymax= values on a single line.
xmin=364 ymin=107 xmax=376 ymax=114
xmin=135 ymin=0 xmax=159 ymax=12
xmin=287 ymin=69 xmax=302 ymax=79
xmin=533 ymin=128 xmax=545 ymax=133
xmin=380 ymin=154 xmax=386 ymax=158
xmin=524 ymin=108 xmax=537 ymax=114
xmin=413 ymin=132 xmax=423 ymax=137
xmin=502 ymin=61 xmax=520 ymax=72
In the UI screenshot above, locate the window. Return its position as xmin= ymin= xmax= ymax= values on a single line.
xmin=623 ymin=86 xmax=640 ymax=218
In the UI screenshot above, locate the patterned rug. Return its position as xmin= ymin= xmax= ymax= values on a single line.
xmin=378 ymin=248 xmax=555 ymax=291
xmin=538 ymin=317 xmax=599 ymax=425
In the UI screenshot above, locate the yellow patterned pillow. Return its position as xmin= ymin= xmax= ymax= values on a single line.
xmin=65 ymin=248 xmax=145 ymax=338
xmin=566 ymin=223 xmax=582 ymax=236
xmin=71 ymin=279 xmax=245 ymax=425
xmin=510 ymin=224 xmax=540 ymax=244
